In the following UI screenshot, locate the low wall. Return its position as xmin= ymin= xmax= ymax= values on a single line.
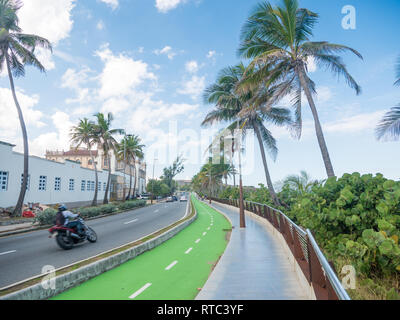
xmin=0 ymin=201 xmax=196 ymax=300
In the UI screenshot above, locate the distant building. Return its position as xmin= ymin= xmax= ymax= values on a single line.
xmin=45 ymin=146 xmax=147 ymax=198
xmin=0 ymin=141 xmax=147 ymax=208
xmin=176 ymin=180 xmax=191 ymax=188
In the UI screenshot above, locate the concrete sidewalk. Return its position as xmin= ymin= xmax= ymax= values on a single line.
xmin=195 ymin=201 xmax=309 ymax=300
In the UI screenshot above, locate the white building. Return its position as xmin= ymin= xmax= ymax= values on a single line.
xmin=0 ymin=141 xmax=113 ymax=208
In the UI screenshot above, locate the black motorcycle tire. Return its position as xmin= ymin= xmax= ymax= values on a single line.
xmin=56 ymin=233 xmax=74 ymax=250
xmin=86 ymin=227 xmax=97 ymax=243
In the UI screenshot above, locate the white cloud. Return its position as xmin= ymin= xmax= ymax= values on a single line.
xmin=18 ymin=0 xmax=76 ymax=70
xmin=153 ymin=46 xmax=177 ymax=60
xmin=0 ymin=88 xmax=44 ymax=143
xmin=99 ymin=0 xmax=119 ymax=10
xmin=206 ymin=50 xmax=216 ymax=59
xmin=306 ymin=56 xmax=317 ymax=73
xmin=324 ymin=111 xmax=386 ymax=134
xmin=155 ymin=0 xmax=186 ymax=13
xmin=95 ymin=44 xmax=156 ymax=99
xmin=185 ymin=60 xmax=199 ymax=73
xmin=177 ymin=75 xmax=205 ymax=99
xmin=61 ymin=67 xmax=93 ymax=104
xmin=96 ymin=20 xmax=105 ymax=30
xmin=30 ymin=111 xmax=74 ymax=156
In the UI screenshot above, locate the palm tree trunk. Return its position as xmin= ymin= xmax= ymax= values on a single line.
xmin=128 ymin=165 xmax=132 ymax=199
xmin=133 ymin=162 xmax=137 ymax=199
xmin=254 ymin=123 xmax=280 ymax=206
xmin=7 ymin=59 xmax=28 ymax=217
xmin=89 ymin=149 xmax=98 ymax=206
xmin=103 ymin=153 xmax=111 ymax=204
xmin=298 ymin=67 xmax=335 ymax=178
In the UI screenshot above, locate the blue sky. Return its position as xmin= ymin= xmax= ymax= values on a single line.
xmin=1 ymin=0 xmax=399 ymax=187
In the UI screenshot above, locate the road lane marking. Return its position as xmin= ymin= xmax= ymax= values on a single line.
xmin=207 ymin=227 xmax=210 ymax=230
xmin=203 ymin=232 xmax=207 ymax=236
xmin=195 ymin=239 xmax=201 ymax=243
xmin=0 ymin=250 xmax=16 ymax=256
xmin=124 ymin=219 xmax=138 ymax=225
xmin=185 ymin=248 xmax=193 ymax=254
xmin=129 ymin=283 xmax=152 ymax=299
xmin=154 ymin=209 xmax=159 ymax=213
xmin=165 ymin=261 xmax=178 ymax=270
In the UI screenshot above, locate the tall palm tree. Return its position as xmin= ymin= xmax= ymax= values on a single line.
xmin=93 ymin=112 xmax=124 ymax=204
xmin=129 ymin=135 xmax=145 ymax=198
xmin=0 ymin=0 xmax=52 ymax=215
xmin=239 ymin=0 xmax=363 ymax=178
xmin=70 ymin=118 xmax=99 ymax=206
xmin=117 ymin=135 xmax=145 ymax=199
xmin=376 ymin=55 xmax=400 ymax=140
xmin=203 ymin=63 xmax=292 ymax=206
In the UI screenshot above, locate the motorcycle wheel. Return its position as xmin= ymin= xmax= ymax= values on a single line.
xmin=86 ymin=227 xmax=97 ymax=243
xmin=56 ymin=233 xmax=74 ymax=250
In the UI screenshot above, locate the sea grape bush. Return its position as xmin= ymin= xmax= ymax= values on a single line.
xmin=286 ymin=172 xmax=400 ymax=276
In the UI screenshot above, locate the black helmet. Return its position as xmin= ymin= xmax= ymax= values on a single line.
xmin=59 ymin=204 xmax=67 ymax=211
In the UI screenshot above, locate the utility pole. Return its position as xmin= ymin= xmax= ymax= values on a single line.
xmin=123 ymin=135 xmax=127 ymax=201
xmin=151 ymin=157 xmax=157 ymax=204
xmin=237 ymin=120 xmax=246 ymax=228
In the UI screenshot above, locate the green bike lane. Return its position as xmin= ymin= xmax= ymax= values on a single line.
xmin=52 ymin=196 xmax=231 ymax=300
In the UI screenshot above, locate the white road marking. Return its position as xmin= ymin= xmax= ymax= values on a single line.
xmin=195 ymin=239 xmax=201 ymax=243
xmin=207 ymin=227 xmax=210 ymax=230
xmin=0 ymin=250 xmax=16 ymax=256
xmin=185 ymin=248 xmax=193 ymax=254
xmin=165 ymin=260 xmax=178 ymax=270
xmin=203 ymin=232 xmax=207 ymax=236
xmin=154 ymin=209 xmax=159 ymax=213
xmin=129 ymin=283 xmax=152 ymax=299
xmin=124 ymin=219 xmax=138 ymax=225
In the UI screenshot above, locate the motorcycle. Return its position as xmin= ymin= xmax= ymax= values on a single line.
xmin=48 ymin=216 xmax=97 ymax=250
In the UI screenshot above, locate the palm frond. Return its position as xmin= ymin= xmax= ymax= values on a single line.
xmin=376 ymin=106 xmax=400 ymax=140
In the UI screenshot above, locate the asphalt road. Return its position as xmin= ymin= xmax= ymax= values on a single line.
xmin=0 ymin=201 xmax=188 ymax=288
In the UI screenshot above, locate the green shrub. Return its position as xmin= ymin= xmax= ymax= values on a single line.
xmin=286 ymin=172 xmax=400 ymax=278
xmin=99 ymin=204 xmax=117 ymax=214
xmin=118 ymin=200 xmax=146 ymax=211
xmin=34 ymin=208 xmax=57 ymax=225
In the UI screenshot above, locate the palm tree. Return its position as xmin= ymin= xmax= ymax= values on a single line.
xmin=203 ymin=63 xmax=292 ymax=206
xmin=93 ymin=112 xmax=124 ymax=204
xmin=117 ymin=135 xmax=145 ymax=199
xmin=283 ymin=170 xmax=320 ymax=196
xmin=239 ymin=0 xmax=363 ymax=178
xmin=376 ymin=55 xmax=400 ymax=140
xmin=70 ymin=118 xmax=99 ymax=206
xmin=0 ymin=0 xmax=52 ymax=215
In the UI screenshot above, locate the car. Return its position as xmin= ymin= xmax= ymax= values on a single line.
xmin=140 ymin=194 xmax=150 ymax=200
xmin=172 ymin=196 xmax=178 ymax=201
xmin=180 ymin=195 xmax=187 ymax=202
xmin=166 ymin=196 xmax=173 ymax=202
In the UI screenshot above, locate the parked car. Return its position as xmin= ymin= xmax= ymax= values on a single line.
xmin=180 ymin=195 xmax=187 ymax=202
xmin=172 ymin=196 xmax=178 ymax=201
xmin=140 ymin=194 xmax=150 ymax=200
xmin=166 ymin=196 xmax=173 ymax=202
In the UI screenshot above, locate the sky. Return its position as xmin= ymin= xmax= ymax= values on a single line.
xmin=0 ymin=0 xmax=399 ymax=187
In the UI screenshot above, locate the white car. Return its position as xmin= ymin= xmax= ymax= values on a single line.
xmin=180 ymin=195 xmax=187 ymax=202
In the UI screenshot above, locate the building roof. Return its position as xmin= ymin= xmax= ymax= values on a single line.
xmin=0 ymin=141 xmax=16 ymax=147
xmin=46 ymin=149 xmax=98 ymax=157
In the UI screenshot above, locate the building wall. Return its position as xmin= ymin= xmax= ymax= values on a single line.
xmin=0 ymin=143 xmax=110 ymax=208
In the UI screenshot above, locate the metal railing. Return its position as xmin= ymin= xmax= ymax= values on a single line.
xmin=211 ymin=197 xmax=350 ymax=300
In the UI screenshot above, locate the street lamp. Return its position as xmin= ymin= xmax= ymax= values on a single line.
xmin=151 ymin=157 xmax=157 ymax=204
xmin=237 ymin=120 xmax=246 ymax=228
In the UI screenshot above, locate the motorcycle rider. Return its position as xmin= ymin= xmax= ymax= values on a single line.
xmin=56 ymin=204 xmax=85 ymax=237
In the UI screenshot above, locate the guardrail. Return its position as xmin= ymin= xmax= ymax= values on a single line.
xmin=211 ymin=197 xmax=350 ymax=300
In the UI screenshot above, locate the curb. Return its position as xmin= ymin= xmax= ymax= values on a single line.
xmin=0 ymin=200 xmax=196 ymax=300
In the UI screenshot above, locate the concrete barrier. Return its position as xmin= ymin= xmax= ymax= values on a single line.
xmin=1 ymin=201 xmax=197 ymax=300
